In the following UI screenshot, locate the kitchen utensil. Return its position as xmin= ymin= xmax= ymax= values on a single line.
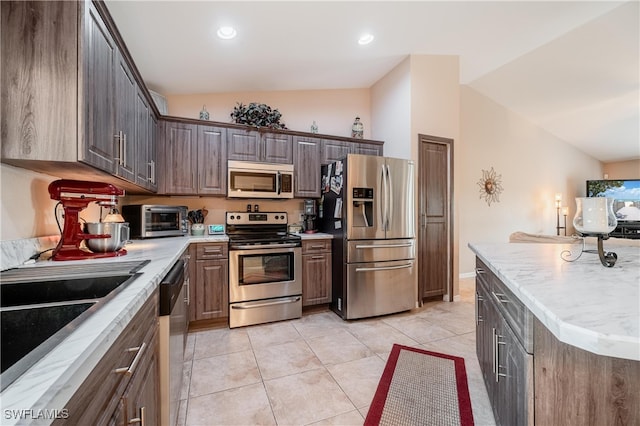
xmin=85 ymin=222 xmax=130 ymax=252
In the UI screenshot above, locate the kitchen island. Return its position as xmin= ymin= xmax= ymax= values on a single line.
xmin=469 ymin=240 xmax=639 ymax=425
xmin=0 ymin=235 xmax=226 ymax=425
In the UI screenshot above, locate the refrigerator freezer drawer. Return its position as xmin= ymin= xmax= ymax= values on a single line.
xmin=345 ymin=259 xmax=416 ymax=319
xmin=347 ymin=239 xmax=415 ymax=263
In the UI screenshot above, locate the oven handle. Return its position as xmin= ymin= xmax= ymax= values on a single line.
xmin=231 ymin=242 xmax=301 ymax=250
xmin=231 ymin=296 xmax=301 ymax=310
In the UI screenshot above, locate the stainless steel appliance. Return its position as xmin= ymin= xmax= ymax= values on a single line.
xmin=226 ymin=212 xmax=302 ymax=328
xmin=227 ymin=160 xmax=294 ymax=199
xmin=320 ymin=154 xmax=416 ymax=319
xmin=48 ymin=179 xmax=128 ymax=260
xmin=303 ymin=199 xmax=318 ymax=233
xmin=122 ymin=205 xmax=189 ymax=238
xmin=159 ymin=252 xmax=189 ymax=426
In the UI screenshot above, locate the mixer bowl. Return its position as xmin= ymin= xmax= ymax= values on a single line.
xmin=85 ymin=222 xmax=130 ymax=252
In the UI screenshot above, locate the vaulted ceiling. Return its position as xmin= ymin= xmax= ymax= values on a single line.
xmin=105 ymin=1 xmax=639 ymax=163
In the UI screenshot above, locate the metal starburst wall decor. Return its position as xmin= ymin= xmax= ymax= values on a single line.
xmin=477 ymin=167 xmax=503 ymax=206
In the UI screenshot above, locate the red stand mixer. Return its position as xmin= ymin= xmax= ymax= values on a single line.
xmin=48 ymin=179 xmax=127 ymax=261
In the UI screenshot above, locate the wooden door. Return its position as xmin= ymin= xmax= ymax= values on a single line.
xmin=418 ymin=134 xmax=453 ymax=301
xmin=293 ymin=136 xmax=321 ymax=198
xmin=133 ymin=90 xmax=149 ymax=187
xmin=198 ymin=125 xmax=227 ymax=195
xmin=226 ymin=128 xmax=261 ymax=161
xmin=161 ymin=122 xmax=197 ymax=194
xmin=82 ymin=2 xmax=117 ymax=172
xmin=321 ymin=139 xmax=352 ymax=164
xmin=263 ymin=133 xmax=293 ymax=163
xmin=114 ymin=51 xmax=136 ymax=182
xmin=195 ymin=259 xmax=229 ymax=320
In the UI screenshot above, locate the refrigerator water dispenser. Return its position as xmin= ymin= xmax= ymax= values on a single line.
xmin=352 ymin=187 xmax=373 ymax=227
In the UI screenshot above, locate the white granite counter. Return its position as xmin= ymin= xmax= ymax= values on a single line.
xmin=0 ymin=236 xmax=203 ymax=425
xmin=468 ymin=241 xmax=640 ymax=361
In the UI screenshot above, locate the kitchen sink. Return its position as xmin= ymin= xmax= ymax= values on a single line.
xmin=0 ymin=260 xmax=149 ymax=391
xmin=1 ymin=275 xmax=134 ymax=307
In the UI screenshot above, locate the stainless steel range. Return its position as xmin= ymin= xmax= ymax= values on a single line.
xmin=226 ymin=212 xmax=302 ymax=328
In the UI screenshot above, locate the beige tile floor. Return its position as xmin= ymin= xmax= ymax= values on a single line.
xmin=178 ymin=278 xmax=497 ymax=426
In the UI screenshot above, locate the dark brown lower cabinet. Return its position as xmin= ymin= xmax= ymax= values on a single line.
xmin=189 ymin=243 xmax=229 ymax=322
xmin=301 ymin=239 xmax=332 ymax=306
xmin=475 ymin=258 xmax=533 ymax=426
xmin=55 ymin=293 xmax=159 ymax=425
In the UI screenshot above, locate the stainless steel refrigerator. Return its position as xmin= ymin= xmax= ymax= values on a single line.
xmin=320 ymin=154 xmax=416 ymax=319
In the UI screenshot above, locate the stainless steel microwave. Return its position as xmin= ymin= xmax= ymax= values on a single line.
xmin=227 ymin=160 xmax=294 ymax=199
xmin=122 ymin=205 xmax=189 ymax=238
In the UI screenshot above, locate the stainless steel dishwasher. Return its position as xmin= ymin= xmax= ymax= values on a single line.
xmin=159 ymin=253 xmax=189 ymax=426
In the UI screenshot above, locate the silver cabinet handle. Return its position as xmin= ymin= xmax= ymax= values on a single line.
xmin=475 ymin=293 xmax=483 ymax=324
xmin=148 ymin=160 xmax=156 ymax=183
xmin=492 ymin=292 xmax=509 ymax=304
xmin=114 ymin=342 xmax=146 ymax=375
xmin=355 ymin=243 xmax=413 ymax=249
xmin=114 ymin=131 xmax=124 ymax=166
xmin=355 ymin=263 xmax=413 ymax=272
xmin=475 ymin=267 xmax=486 ymax=275
xmin=493 ymin=328 xmax=506 ymax=383
xmin=128 ymin=406 xmax=145 ymax=425
xmin=123 ymin=132 xmax=127 ymax=167
xmin=231 ymin=296 xmax=301 ymax=310
xmin=310 ymin=255 xmax=325 ymax=260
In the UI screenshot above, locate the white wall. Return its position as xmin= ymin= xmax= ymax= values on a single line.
xmin=458 ymin=86 xmax=603 ymax=274
xmin=370 ymin=57 xmax=411 ymax=159
xmin=167 ymin=89 xmax=373 ymax=140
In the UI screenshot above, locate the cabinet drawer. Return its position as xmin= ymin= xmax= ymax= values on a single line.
xmin=196 ymin=243 xmax=228 ymax=260
xmin=302 ymin=239 xmax=331 ymax=254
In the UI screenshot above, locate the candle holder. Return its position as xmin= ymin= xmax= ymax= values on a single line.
xmin=561 ymin=197 xmax=619 ymax=267
xmin=561 ymin=233 xmax=618 ymax=267
xmin=555 ymin=196 xmax=567 ymax=236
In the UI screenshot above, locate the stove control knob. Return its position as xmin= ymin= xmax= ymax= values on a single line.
xmin=237 ymin=215 xmax=242 ymax=220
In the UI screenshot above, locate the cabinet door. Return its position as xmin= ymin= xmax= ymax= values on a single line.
xmin=227 ymin=128 xmax=261 ymax=161
xmin=195 ymin=259 xmax=229 ymax=320
xmin=321 ymin=139 xmax=353 ymax=164
xmin=147 ymin=114 xmax=158 ymax=192
xmin=293 ymin=136 xmax=321 ymax=198
xmin=475 ymin=283 xmax=493 ymax=389
xmin=123 ymin=329 xmax=159 ymax=426
xmin=114 ymin=51 xmax=137 ymax=182
xmin=495 ymin=316 xmax=533 ymax=426
xmin=263 ymin=133 xmax=293 ymax=164
xmin=356 ymin=143 xmax=383 ymax=156
xmin=82 ymin=2 xmax=116 ymax=172
xmin=197 ymin=125 xmax=227 ymax=195
xmin=161 ymin=122 xmax=198 ymax=194
xmin=302 ymin=253 xmax=331 ymax=306
xmin=134 ymin=90 xmax=150 ymax=188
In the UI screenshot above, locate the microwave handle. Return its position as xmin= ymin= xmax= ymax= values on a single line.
xmin=277 ymin=171 xmax=281 ymax=195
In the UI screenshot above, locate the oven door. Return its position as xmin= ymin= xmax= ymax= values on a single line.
xmin=229 ymin=245 xmax=302 ymax=303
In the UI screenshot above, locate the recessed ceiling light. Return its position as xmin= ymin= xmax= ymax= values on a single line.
xmin=217 ymin=26 xmax=237 ymax=40
xmin=358 ymin=33 xmax=374 ymax=45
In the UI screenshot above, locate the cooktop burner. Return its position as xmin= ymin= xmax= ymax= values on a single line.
xmin=226 ymin=212 xmax=301 ymax=248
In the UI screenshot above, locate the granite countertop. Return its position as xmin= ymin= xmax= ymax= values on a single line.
xmin=468 ymin=241 xmax=640 ymax=361
xmin=1 ymin=235 xmax=227 ymax=424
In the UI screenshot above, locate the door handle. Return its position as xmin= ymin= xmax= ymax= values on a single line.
xmin=355 ymin=263 xmax=413 ymax=272
xmin=355 ymin=243 xmax=413 ymax=249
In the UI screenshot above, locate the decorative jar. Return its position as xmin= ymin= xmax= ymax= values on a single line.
xmin=573 ymin=197 xmax=617 ymax=234
xmin=199 ymin=105 xmax=210 ymax=120
xmin=351 ymin=117 xmax=363 ymax=139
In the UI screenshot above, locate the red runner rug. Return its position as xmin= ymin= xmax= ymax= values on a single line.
xmin=365 ymin=344 xmax=474 ymax=426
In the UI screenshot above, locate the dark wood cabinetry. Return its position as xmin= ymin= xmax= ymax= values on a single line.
xmin=160 ymin=122 xmax=227 ymax=195
xmin=227 ymin=128 xmax=293 ymax=164
xmin=56 ymin=292 xmax=159 ymax=424
xmin=161 ymin=122 xmax=198 ymax=194
xmin=189 ymin=243 xmax=229 ymax=322
xmin=293 ymin=136 xmax=322 ymax=198
xmin=320 ymin=139 xmax=383 ymax=164
xmin=301 ymin=239 xmax=332 ymax=306
xmin=475 ymin=258 xmax=534 ymax=426
xmin=1 ymin=1 xmax=159 ymax=193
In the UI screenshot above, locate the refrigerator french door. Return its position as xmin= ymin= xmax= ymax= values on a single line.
xmin=321 ymin=154 xmax=417 ymax=319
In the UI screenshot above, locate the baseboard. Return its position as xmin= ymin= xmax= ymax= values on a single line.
xmin=459 ymin=271 xmax=476 ymax=279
